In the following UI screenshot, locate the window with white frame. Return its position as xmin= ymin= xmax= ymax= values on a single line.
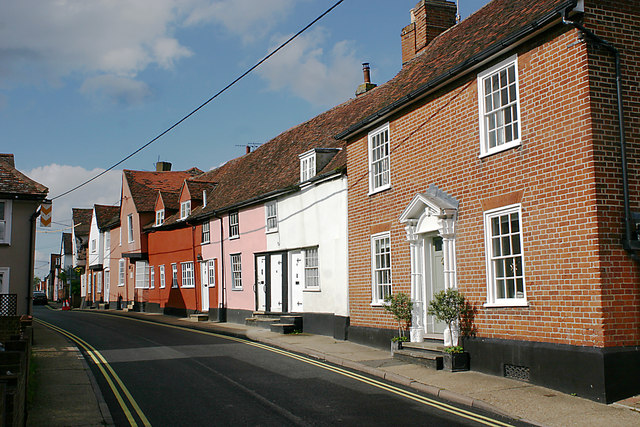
xmin=104 ymin=270 xmax=110 ymax=294
xmin=127 ymin=214 xmax=134 ymax=243
xmin=299 ymin=151 xmax=316 ymax=182
xmin=484 ymin=204 xmax=526 ymax=305
xmin=478 ymin=55 xmax=521 ymax=156
xmin=156 ymin=209 xmax=164 ymax=226
xmin=229 ymin=211 xmax=239 ymax=239
xmin=135 ymin=261 xmax=149 ymax=288
xmin=371 ymin=232 xmax=392 ymax=304
xmin=96 ymin=271 xmax=102 ymax=293
xmin=149 ymin=266 xmax=155 ymax=289
xmin=181 ymin=262 xmax=194 ymax=287
xmin=201 ymin=222 xmax=210 ymax=244
xmin=0 ymin=200 xmax=11 ymax=244
xmin=171 ymin=263 xmax=178 ymax=288
xmin=91 ymin=239 xmax=97 ymax=253
xmin=304 ymin=247 xmax=319 ymax=289
xmin=202 ymin=190 xmax=207 ymax=208
xmin=208 ymin=260 xmax=216 ymax=287
xmin=118 ymin=259 xmax=125 ymax=286
xmin=230 ymin=254 xmax=242 ymax=290
xmin=159 ymin=265 xmax=166 ymax=288
xmin=0 ymin=267 xmax=9 ymax=293
xmin=265 ymin=201 xmax=278 ymax=232
xmin=180 ymin=201 xmax=191 ymax=220
xmin=368 ymin=124 xmax=390 ymax=193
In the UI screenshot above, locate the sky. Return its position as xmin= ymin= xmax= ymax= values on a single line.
xmin=0 ymin=0 xmax=491 ymax=278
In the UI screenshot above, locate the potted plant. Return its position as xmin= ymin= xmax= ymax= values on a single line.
xmin=427 ymin=288 xmax=470 ymax=371
xmin=384 ymin=292 xmax=413 ymax=354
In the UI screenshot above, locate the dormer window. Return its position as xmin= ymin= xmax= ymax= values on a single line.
xmin=180 ymin=201 xmax=191 ymax=219
xmin=299 ymin=151 xmax=316 ymax=182
xmin=155 ymin=209 xmax=165 ymax=226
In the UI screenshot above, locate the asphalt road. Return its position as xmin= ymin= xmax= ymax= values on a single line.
xmin=34 ymin=307 xmax=521 ymax=427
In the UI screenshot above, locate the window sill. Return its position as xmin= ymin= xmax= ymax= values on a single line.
xmin=201 ymin=241 xmax=210 ymax=245
xmin=231 ymin=287 xmax=243 ymax=291
xmin=229 ymin=235 xmax=239 ymax=240
xmin=303 ymin=288 xmax=321 ymax=292
xmin=180 ymin=286 xmax=195 ymax=289
xmin=370 ymin=301 xmax=387 ymax=307
xmin=368 ymin=185 xmax=391 ymax=197
xmin=117 ymin=284 xmax=124 ymax=287
xmin=483 ymin=301 xmax=529 ymax=308
xmin=265 ymin=229 xmax=278 ymax=234
xmin=478 ymin=141 xmax=521 ymax=159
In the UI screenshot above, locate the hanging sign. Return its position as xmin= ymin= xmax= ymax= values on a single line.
xmin=40 ymin=200 xmax=52 ymax=227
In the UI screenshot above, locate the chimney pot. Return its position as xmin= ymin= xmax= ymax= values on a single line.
xmin=401 ymin=0 xmax=458 ymax=66
xmin=156 ymin=161 xmax=172 ymax=172
xmin=362 ymin=63 xmax=371 ymax=84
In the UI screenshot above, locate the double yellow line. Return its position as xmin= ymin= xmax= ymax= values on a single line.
xmin=88 ymin=313 xmax=514 ymax=427
xmin=35 ymin=318 xmax=151 ymax=427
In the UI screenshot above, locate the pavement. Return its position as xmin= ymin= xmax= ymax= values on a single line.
xmin=29 ymin=304 xmax=640 ymax=427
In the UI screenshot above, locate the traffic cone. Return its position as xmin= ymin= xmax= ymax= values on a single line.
xmin=62 ymin=299 xmax=70 ymax=311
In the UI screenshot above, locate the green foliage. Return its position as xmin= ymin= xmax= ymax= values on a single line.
xmin=391 ymin=336 xmax=409 ymax=343
xmin=70 ymin=279 xmax=81 ymax=296
xmin=384 ymin=292 xmax=413 ymax=338
xmin=427 ymin=288 xmax=467 ymax=348
xmin=444 ymin=346 xmax=464 ymax=354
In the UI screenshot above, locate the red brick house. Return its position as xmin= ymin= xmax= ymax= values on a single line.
xmin=339 ymin=0 xmax=639 ymax=403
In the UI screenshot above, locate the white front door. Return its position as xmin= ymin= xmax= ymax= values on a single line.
xmin=425 ymin=235 xmax=446 ymax=334
xmin=256 ymin=255 xmax=267 ymax=311
xmin=270 ymin=254 xmax=283 ymax=312
xmin=290 ymin=251 xmax=304 ymax=312
xmin=200 ymin=262 xmax=209 ymax=311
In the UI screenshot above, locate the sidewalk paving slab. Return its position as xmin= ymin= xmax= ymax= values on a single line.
xmin=38 ymin=306 xmax=640 ymax=427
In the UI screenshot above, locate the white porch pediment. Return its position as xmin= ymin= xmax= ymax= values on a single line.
xmin=399 ymin=185 xmax=458 ymax=228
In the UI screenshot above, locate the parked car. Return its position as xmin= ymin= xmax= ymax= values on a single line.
xmin=33 ymin=291 xmax=47 ymax=305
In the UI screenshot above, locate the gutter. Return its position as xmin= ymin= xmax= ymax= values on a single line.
xmin=561 ymin=16 xmax=640 ymax=261
xmin=335 ymin=0 xmax=579 ymax=140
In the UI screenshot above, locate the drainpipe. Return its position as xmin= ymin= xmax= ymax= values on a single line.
xmin=562 ymin=16 xmax=639 ymax=262
xmin=190 ymin=224 xmax=199 ymax=313
xmin=214 ymin=213 xmax=227 ymax=321
xmin=27 ymin=206 xmax=42 ymax=316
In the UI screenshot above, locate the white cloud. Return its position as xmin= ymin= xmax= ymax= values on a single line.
xmin=26 ymin=164 xmax=122 ymax=226
xmin=257 ymin=28 xmax=363 ymax=106
xmin=26 ymin=164 xmax=122 ymax=268
xmin=0 ymin=0 xmax=193 ymax=102
xmin=80 ymin=75 xmax=152 ymax=106
xmin=185 ymin=0 xmax=298 ymax=43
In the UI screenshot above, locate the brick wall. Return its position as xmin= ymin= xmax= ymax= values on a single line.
xmin=583 ymin=0 xmax=640 ymax=347
xmin=347 ymin=10 xmax=639 ymax=349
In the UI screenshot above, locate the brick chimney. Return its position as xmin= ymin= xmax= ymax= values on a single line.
xmin=401 ymin=0 xmax=458 ymax=66
xmin=155 ymin=161 xmax=172 ymax=171
xmin=356 ymin=63 xmax=377 ymax=96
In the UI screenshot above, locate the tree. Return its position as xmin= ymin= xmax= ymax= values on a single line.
xmin=427 ymin=288 xmax=466 ymax=348
xmin=384 ymin=292 xmax=413 ymax=340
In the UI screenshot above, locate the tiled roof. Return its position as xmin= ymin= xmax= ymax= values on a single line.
xmin=124 ymin=169 xmax=202 ymax=213
xmin=72 ymin=208 xmax=93 ymax=237
xmin=62 ymin=233 xmax=73 ymax=255
xmin=151 ymin=0 xmax=573 ymax=226
xmin=94 ymin=204 xmax=120 ymax=230
xmin=336 ymin=0 xmax=574 ymax=138
xmin=0 ymin=153 xmax=48 ymax=198
xmin=158 ymin=191 xmax=180 ymax=211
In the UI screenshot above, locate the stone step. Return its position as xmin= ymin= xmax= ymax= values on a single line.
xmin=279 ymin=315 xmax=303 ymax=329
xmin=393 ymin=348 xmax=443 ymax=370
xmin=270 ymin=323 xmax=297 ymax=334
xmin=402 ymin=341 xmax=446 ymax=353
xmin=245 ymin=317 xmax=281 ymax=328
xmin=189 ymin=314 xmax=209 ymax=322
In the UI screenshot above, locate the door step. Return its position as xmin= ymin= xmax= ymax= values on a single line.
xmin=393 ymin=340 xmax=446 ymax=370
xmin=246 ymin=313 xmax=303 ymax=334
xmin=189 ymin=314 xmax=209 ymax=322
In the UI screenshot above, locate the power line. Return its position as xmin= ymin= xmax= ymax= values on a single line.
xmin=51 ymin=0 xmax=345 ymax=201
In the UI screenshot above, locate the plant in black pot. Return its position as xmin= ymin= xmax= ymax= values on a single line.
xmin=427 ymin=288 xmax=470 ymax=371
xmin=384 ymin=292 xmax=413 ymax=355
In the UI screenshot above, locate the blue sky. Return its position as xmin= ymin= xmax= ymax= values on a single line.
xmin=0 ymin=0 xmax=491 ymax=276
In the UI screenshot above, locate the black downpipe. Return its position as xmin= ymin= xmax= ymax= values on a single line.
xmin=27 ymin=206 xmax=42 ymax=316
xmin=562 ymin=16 xmax=639 ymax=262
xmin=215 ymin=214 xmax=227 ymax=321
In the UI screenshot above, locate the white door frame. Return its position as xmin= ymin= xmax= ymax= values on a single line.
xmin=200 ymin=261 xmax=209 ymax=312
